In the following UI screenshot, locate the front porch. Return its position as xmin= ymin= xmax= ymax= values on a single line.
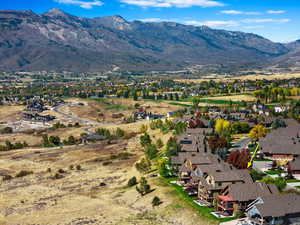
xmin=217 ymin=195 xmax=235 ymax=216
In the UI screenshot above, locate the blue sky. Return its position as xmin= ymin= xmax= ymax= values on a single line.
xmin=1 ymin=0 xmax=299 ymax=42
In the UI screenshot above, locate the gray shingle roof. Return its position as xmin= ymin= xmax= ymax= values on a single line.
xmin=260 ymin=119 xmax=300 ymax=155
xmin=254 ymin=194 xmax=300 ymax=217
xmin=210 ymin=169 xmax=253 ymax=183
xmin=222 ymin=182 xmax=278 ymax=202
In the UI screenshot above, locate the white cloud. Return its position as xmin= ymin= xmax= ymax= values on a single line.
xmin=242 ymin=18 xmax=290 ymax=23
xmin=120 ymin=0 xmax=224 ymax=8
xmin=184 ymin=17 xmax=291 ymax=29
xmin=267 ymin=10 xmax=285 ymax=14
xmin=185 ymin=20 xmax=240 ymax=28
xmin=221 ymin=10 xmax=260 ymax=15
xmin=243 ymin=25 xmax=264 ymax=29
xmin=55 ymin=0 xmax=103 ymax=9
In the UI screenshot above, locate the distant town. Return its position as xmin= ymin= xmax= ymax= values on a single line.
xmin=0 ymin=71 xmax=300 ymax=224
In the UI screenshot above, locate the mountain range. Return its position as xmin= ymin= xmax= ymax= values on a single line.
xmin=0 ymin=8 xmax=299 ymax=72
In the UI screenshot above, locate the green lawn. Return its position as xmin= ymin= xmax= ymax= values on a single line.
xmin=253 ymin=159 xmax=272 ymax=162
xmin=287 ymin=179 xmax=300 ymax=183
xmin=265 ymin=170 xmax=286 ymax=175
xmin=295 ymin=186 xmax=300 ymax=190
xmin=161 ymin=177 xmax=236 ymax=223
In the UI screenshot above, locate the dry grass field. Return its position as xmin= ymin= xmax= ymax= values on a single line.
xmin=61 ymin=98 xmax=183 ymax=124
xmin=0 ymin=105 xmax=24 ymax=123
xmin=203 ymin=94 xmax=256 ymax=102
xmin=0 ymin=133 xmax=42 ymax=146
xmin=175 ymin=72 xmax=300 ymax=83
xmin=0 ymin=134 xmax=216 ymax=225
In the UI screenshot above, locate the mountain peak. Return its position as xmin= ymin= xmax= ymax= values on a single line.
xmin=44 ymin=8 xmax=69 ymax=17
xmin=93 ymin=15 xmax=131 ymax=30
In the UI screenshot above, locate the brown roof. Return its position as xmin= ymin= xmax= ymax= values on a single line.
xmin=222 ymin=182 xmax=278 ymax=202
xmin=171 ymin=152 xmax=213 ymax=165
xmin=196 ymin=160 xmax=232 ymax=175
xmin=200 ymin=169 xmax=253 ymax=191
xmin=260 ymin=119 xmax=300 ymax=155
xmin=252 ymin=194 xmax=300 ymax=217
xmin=210 ymin=169 xmax=253 ymax=183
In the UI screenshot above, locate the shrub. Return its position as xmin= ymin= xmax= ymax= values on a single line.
xmin=69 ymin=165 xmax=74 ymax=170
xmin=15 ymin=170 xmax=33 ymax=178
xmin=152 ymin=196 xmax=162 ymax=207
xmin=103 ymin=161 xmax=112 ymax=166
xmin=156 ymin=138 xmax=164 ymax=149
xmin=2 ymin=174 xmax=13 ymax=181
xmin=140 ymin=133 xmax=151 ymax=147
xmin=115 ymin=128 xmax=125 ymax=137
xmin=233 ymin=209 xmax=244 ymax=218
xmin=128 ymin=176 xmax=138 ymax=187
xmin=250 ymin=169 xmax=265 ymax=181
xmin=0 ymin=127 xmax=13 ymax=134
xmin=136 ymin=177 xmax=151 ymax=196
xmin=58 ymin=169 xmax=65 ymax=174
xmin=96 ymin=128 xmax=111 ymax=138
xmin=54 ymin=173 xmax=63 ymax=179
xmin=261 ymin=177 xmax=287 ymax=191
xmin=145 ymin=144 xmax=158 ymax=160
xmin=135 ymin=158 xmax=151 ymax=173
xmin=76 ymin=165 xmax=81 ymax=170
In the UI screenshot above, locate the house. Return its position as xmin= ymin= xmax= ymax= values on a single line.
xmin=274 ymin=105 xmax=288 ymax=113
xmin=217 ymin=183 xmax=278 ymax=216
xmin=26 ymin=101 xmax=47 ymax=112
xmin=252 ymin=103 xmax=269 ymax=115
xmin=171 ymin=152 xmax=216 ymax=171
xmin=182 ymin=159 xmax=233 ymax=195
xmin=260 ymin=119 xmax=300 ymax=161
xmin=198 ymin=169 xmax=253 ymax=205
xmin=246 ymin=194 xmax=300 ymax=225
xmin=23 ymin=113 xmax=56 ymax=122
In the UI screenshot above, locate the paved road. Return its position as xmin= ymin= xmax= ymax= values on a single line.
xmin=229 ymin=137 xmax=251 ymax=151
xmin=52 ymin=103 xmax=101 ymax=126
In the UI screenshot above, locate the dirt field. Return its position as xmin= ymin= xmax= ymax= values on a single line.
xmin=0 ymin=135 xmax=216 ymax=225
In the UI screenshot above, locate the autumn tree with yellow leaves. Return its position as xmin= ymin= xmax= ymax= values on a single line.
xmin=215 ymin=119 xmax=231 ymax=137
xmin=249 ymin=125 xmax=268 ymax=141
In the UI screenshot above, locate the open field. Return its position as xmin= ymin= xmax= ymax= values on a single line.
xmin=175 ymin=73 xmax=300 ymax=83
xmin=202 ymin=94 xmax=256 ymax=102
xmin=0 ymin=135 xmax=216 ymax=225
xmin=0 ymin=105 xmax=24 ymax=123
xmin=59 ymin=98 xmax=184 ymax=124
xmin=0 ymin=133 xmax=42 ymax=146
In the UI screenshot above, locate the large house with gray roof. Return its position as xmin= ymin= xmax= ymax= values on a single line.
xmin=217 ymin=182 xmax=279 ymax=216
xmin=246 ymin=194 xmax=300 ymax=225
xmin=259 ymin=119 xmax=300 ymax=161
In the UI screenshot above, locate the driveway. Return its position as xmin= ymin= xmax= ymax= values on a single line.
xmin=252 ymin=160 xmax=272 ymax=173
